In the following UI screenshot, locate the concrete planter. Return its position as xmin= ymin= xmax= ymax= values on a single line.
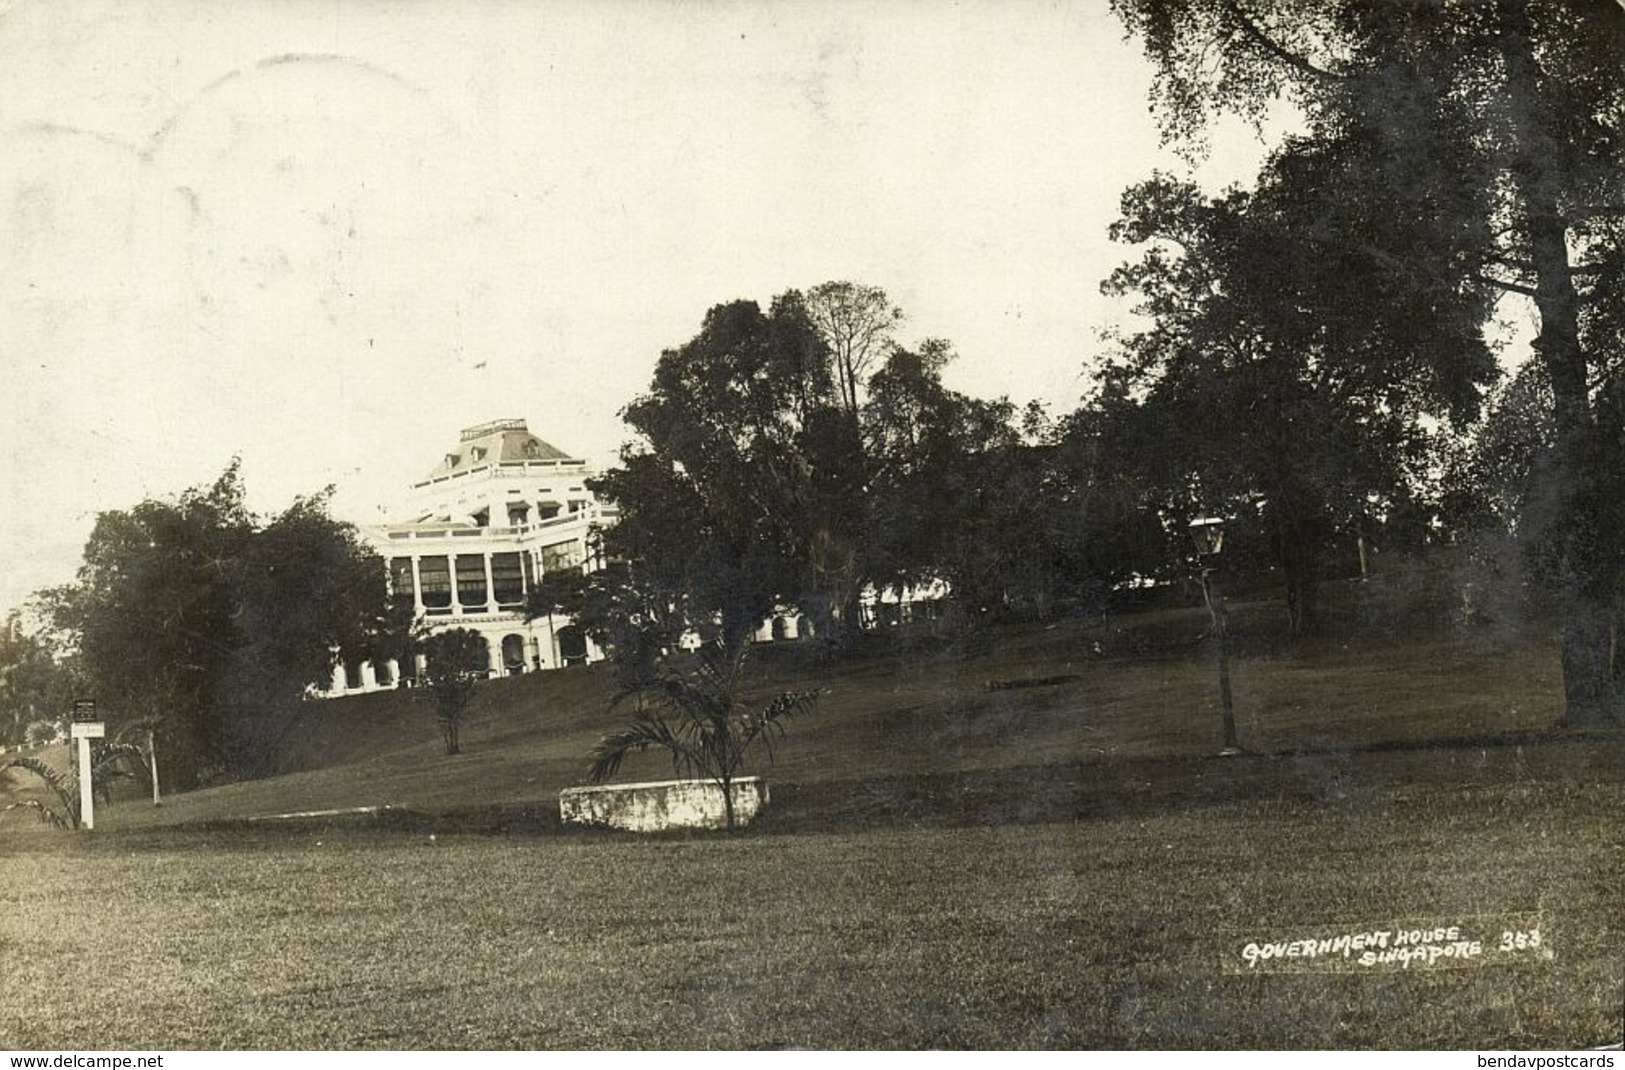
xmin=559 ymin=776 xmax=769 ymax=832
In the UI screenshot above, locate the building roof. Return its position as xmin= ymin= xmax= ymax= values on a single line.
xmin=419 ymin=418 xmax=580 ymax=481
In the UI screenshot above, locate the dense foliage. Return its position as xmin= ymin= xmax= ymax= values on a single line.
xmin=1113 ymin=0 xmax=1625 ymax=723
xmin=420 ymin=627 xmax=489 ymax=755
xmin=1100 ymin=158 xmax=1497 ymax=632
xmin=0 ymin=614 xmax=83 ymax=747
xmin=42 ymin=464 xmax=394 ymax=787
xmin=586 ymin=284 xmax=1167 ymax=661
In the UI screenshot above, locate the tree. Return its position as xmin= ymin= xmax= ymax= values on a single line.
xmin=598 ymin=295 xmax=835 ymax=649
xmin=1005 ymin=398 xmax=1173 ymax=615
xmin=1100 ymin=162 xmax=1496 ymax=632
xmin=527 ymin=562 xmax=680 ymax=688
xmin=587 ymin=636 xmax=820 ymax=830
xmin=861 ymin=341 xmax=1033 ymax=618
xmin=803 ymin=281 xmax=903 ymax=417
xmin=597 ymin=283 xmax=1055 ymax=654
xmin=0 ymin=614 xmax=83 ymax=747
xmin=1112 ymin=0 xmax=1625 ymax=722
xmin=23 ymin=719 xmax=61 ymax=748
xmin=44 ymin=463 xmax=393 ymax=787
xmin=228 ymin=488 xmax=399 ymax=765
xmin=420 ymin=628 xmax=488 ymax=755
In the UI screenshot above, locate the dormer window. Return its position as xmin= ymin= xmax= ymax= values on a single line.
xmin=444 ymin=453 xmax=460 ymax=468
xmin=471 ymin=447 xmax=487 ymax=462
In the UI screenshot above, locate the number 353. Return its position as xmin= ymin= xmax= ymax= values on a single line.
xmin=1500 ymin=929 xmax=1541 ymax=951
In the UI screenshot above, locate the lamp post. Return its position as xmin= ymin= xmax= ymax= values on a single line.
xmin=1189 ymin=518 xmax=1240 ymax=756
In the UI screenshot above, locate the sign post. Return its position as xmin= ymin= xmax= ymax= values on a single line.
xmin=70 ymin=700 xmax=104 ymax=830
xmin=149 ymin=728 xmax=161 ymax=806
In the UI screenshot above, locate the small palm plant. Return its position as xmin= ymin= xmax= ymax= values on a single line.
xmin=1 ymin=755 xmax=79 ymax=829
xmin=588 ymin=637 xmax=821 ymax=830
xmin=1 ymin=742 xmax=146 ymax=829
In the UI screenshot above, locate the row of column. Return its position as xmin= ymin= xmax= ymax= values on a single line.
xmin=752 ymin=614 xmax=807 ymax=643
xmin=325 ymin=627 xmax=595 ymax=696
xmin=393 ymin=551 xmax=530 ymax=617
xmin=329 ymin=657 xmax=410 ymax=693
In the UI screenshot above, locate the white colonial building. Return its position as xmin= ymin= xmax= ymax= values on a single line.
xmin=318 ymin=416 xmax=951 ymax=696
xmin=322 ymin=418 xmax=615 ymax=695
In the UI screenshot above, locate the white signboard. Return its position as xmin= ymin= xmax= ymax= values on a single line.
xmin=70 ymin=721 xmax=106 ymax=739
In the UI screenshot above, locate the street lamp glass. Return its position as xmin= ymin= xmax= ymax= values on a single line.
xmin=1189 ymin=518 xmax=1225 ymax=556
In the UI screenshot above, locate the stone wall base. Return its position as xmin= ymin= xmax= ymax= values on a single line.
xmin=559 ymin=776 xmax=768 ymax=831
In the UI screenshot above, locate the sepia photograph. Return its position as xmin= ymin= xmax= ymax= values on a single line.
xmin=2 ymin=0 xmax=1623 ymax=1053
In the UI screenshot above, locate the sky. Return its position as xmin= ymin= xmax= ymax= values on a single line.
xmin=0 ymin=0 xmax=1280 ymax=615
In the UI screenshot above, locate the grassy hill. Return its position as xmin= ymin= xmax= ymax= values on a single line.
xmin=12 ymin=575 xmax=1594 ymax=833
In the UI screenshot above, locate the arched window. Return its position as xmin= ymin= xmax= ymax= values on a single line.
xmin=556 ymin=626 xmax=588 ymax=667
xmin=501 ymin=634 xmax=526 ymax=674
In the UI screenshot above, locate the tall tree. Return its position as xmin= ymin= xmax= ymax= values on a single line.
xmin=0 ymin=614 xmax=83 ymax=747
xmin=861 ymin=341 xmax=1036 ymax=618
xmin=598 ymin=284 xmax=1057 ymax=653
xmin=1101 ymin=159 xmax=1496 ymax=632
xmin=598 ymin=296 xmax=827 ymax=649
xmin=1114 ymin=0 xmax=1625 ymax=720
xmin=46 ymin=464 xmax=392 ymax=787
xmin=802 ymin=280 xmax=903 ymax=416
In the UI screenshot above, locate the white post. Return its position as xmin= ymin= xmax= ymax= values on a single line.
xmin=70 ymin=721 xmax=104 ymax=829
xmin=149 ymin=728 xmax=161 ymax=807
xmin=77 ymin=736 xmax=94 ymax=829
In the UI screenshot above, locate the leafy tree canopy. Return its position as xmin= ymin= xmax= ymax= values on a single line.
xmin=594 ymin=285 xmax=1104 ymax=657
xmin=43 ymin=462 xmax=392 ymax=787
xmin=0 ymin=613 xmax=83 ymax=747
xmin=420 ymin=627 xmax=488 ymax=755
xmin=1101 ymin=152 xmax=1499 ymax=631
xmin=1112 ymin=0 xmax=1625 ymax=718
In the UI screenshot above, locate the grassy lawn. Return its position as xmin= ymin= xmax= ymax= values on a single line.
xmin=2 ymin=589 xmax=1621 ymax=1048
xmin=2 ymin=769 xmax=1619 ymax=1049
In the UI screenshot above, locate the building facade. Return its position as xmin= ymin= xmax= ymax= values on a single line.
xmin=321 ymin=418 xmax=615 ymax=696
xmin=319 ymin=417 xmax=943 ymax=697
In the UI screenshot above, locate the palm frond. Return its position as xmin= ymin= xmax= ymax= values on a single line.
xmin=735 ymin=689 xmax=823 ymax=765
xmin=2 ymin=799 xmax=71 ymax=830
xmin=757 ymin=688 xmax=824 ymax=723
xmin=1 ymin=757 xmax=78 ymax=828
xmin=2 ymin=756 xmax=77 ymax=816
xmin=587 ymin=712 xmax=706 ymax=783
xmin=655 ymin=674 xmax=731 ymax=721
xmin=94 ymin=742 xmax=149 ymax=780
xmin=92 ymin=741 xmax=154 ymax=800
